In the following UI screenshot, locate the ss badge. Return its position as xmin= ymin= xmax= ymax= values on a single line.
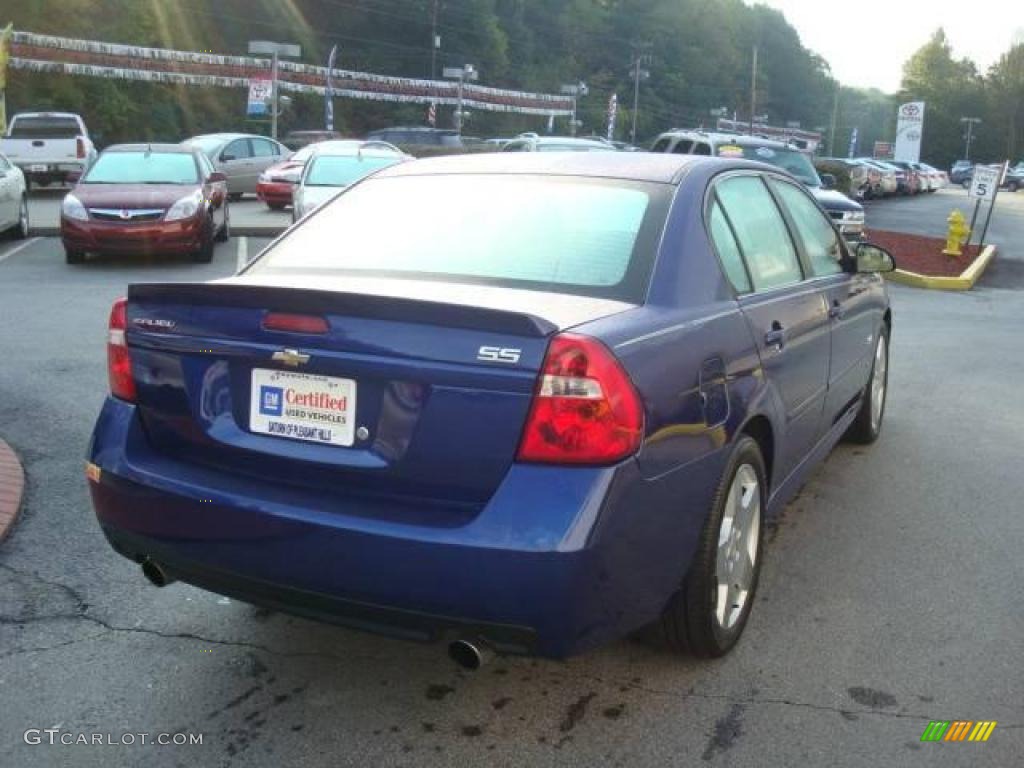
xmin=477 ymin=346 xmax=522 ymax=364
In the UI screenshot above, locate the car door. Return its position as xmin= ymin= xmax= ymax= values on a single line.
xmin=769 ymin=178 xmax=880 ymax=424
xmin=0 ymin=155 xmax=16 ymax=228
xmin=714 ymin=173 xmax=831 ymax=482
xmin=218 ymin=138 xmax=253 ymax=194
xmin=250 ymin=138 xmax=284 ymax=190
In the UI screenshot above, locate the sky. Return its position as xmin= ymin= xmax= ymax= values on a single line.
xmin=751 ymin=0 xmax=1024 ymax=92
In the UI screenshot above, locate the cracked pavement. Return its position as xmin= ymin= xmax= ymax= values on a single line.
xmin=1 ymin=222 xmax=1022 ymax=767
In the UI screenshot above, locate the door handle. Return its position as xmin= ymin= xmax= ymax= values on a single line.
xmin=828 ymin=301 xmax=844 ymax=320
xmin=764 ymin=323 xmax=786 ymax=351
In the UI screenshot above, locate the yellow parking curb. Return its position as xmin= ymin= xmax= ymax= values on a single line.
xmin=884 ymin=244 xmax=997 ymax=291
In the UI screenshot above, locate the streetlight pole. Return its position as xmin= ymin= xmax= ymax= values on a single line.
xmin=960 ymin=117 xmax=981 ymax=161
xmin=749 ymin=45 xmax=758 ymax=135
xmin=248 ymin=40 xmax=301 ymax=140
xmin=630 ymin=46 xmax=651 ymax=145
xmin=430 ymin=0 xmax=440 ymax=80
xmin=443 ymin=64 xmax=477 ymax=135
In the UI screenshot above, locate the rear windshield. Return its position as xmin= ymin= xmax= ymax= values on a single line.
xmin=250 ymin=175 xmax=667 ymax=302
xmin=9 ymin=116 xmax=80 ymax=139
xmin=84 ymin=152 xmax=198 ymax=184
xmin=717 ymin=144 xmax=822 ymax=187
xmin=304 ymin=155 xmax=401 ymax=186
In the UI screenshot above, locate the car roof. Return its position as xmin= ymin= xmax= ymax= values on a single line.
xmin=657 ymin=130 xmax=792 ymax=149
xmin=184 ymin=133 xmax=255 ymax=143
xmin=367 ymin=126 xmax=456 ymax=134
xmin=309 ymin=140 xmax=408 ymax=157
xmin=104 ymin=143 xmax=197 ymax=154
xmin=372 ymin=152 xmax=765 ymax=184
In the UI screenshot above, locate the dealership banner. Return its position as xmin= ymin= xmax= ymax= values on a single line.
xmin=247 ymin=77 xmax=271 ymax=117
xmin=6 ymin=30 xmax=574 ymax=117
xmin=894 ymin=101 xmax=925 ymax=163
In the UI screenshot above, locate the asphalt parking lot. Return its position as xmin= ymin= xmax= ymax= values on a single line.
xmin=0 ymin=197 xmax=1022 ymax=766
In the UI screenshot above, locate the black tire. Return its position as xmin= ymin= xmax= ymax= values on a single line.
xmin=65 ymin=247 xmax=85 ymax=265
xmin=268 ymin=202 xmax=286 ymax=211
xmin=215 ymin=203 xmax=230 ymax=242
xmin=845 ymin=325 xmax=890 ymax=444
xmin=191 ymin=231 xmax=215 ymax=263
xmin=228 ymin=192 xmax=243 ymax=202
xmin=655 ymin=435 xmax=766 ymax=657
xmin=1009 ymin=182 xmax=1020 ymax=193
xmin=12 ymin=196 xmax=29 ymax=240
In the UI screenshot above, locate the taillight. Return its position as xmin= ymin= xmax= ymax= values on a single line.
xmin=76 ymin=137 xmax=86 ymax=159
xmin=107 ymin=297 xmax=136 ymax=402
xmin=262 ymin=312 xmax=329 ymax=334
xmin=516 ymin=333 xmax=644 ymax=465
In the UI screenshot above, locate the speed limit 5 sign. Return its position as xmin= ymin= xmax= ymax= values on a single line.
xmin=969 ymin=165 xmax=1001 ymax=200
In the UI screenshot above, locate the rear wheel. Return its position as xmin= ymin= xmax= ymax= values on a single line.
xmin=656 ymin=436 xmax=765 ymax=657
xmin=268 ymin=202 xmax=286 ymax=211
xmin=228 ymin=192 xmax=243 ymax=202
xmin=65 ymin=247 xmax=85 ymax=265
xmin=845 ymin=326 xmax=889 ymax=444
xmin=215 ymin=203 xmax=231 ymax=242
xmin=13 ymin=196 xmax=29 ymax=239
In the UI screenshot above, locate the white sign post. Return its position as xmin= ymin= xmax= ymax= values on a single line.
xmin=894 ymin=101 xmax=925 ymax=163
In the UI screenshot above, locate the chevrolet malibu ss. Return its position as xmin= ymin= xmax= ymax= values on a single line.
xmin=86 ymin=153 xmax=894 ymax=667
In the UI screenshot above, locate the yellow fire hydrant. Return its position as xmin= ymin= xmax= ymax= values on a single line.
xmin=943 ymin=210 xmax=970 ymax=257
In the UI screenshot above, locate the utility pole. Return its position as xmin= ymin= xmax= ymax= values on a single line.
xmin=960 ymin=116 xmax=981 ymax=161
xmin=749 ymin=45 xmax=758 ymax=135
xmin=430 ymin=0 xmax=440 ymax=80
xmin=630 ymin=44 xmax=652 ymax=145
xmin=829 ymin=85 xmax=840 ymax=156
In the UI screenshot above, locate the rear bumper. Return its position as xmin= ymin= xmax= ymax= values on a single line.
xmin=87 ymin=397 xmax=724 ymax=658
xmin=256 ymin=181 xmax=293 ymax=206
xmin=61 ymin=215 xmax=205 ymax=255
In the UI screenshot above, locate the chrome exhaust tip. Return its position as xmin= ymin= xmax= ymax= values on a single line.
xmin=141 ymin=558 xmax=175 ymax=588
xmin=448 ymin=638 xmax=493 ymax=670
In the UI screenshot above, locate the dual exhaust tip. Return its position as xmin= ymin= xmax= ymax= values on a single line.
xmin=140 ymin=559 xmax=493 ymax=670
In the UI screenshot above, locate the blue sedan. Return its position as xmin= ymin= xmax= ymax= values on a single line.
xmin=87 ymin=152 xmax=894 ymax=666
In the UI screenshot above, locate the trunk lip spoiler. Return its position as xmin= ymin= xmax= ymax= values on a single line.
xmin=127 ymin=282 xmax=559 ymax=338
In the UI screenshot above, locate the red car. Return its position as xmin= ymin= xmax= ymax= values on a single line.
xmin=60 ymin=144 xmax=229 ymax=264
xmin=256 ymin=144 xmax=320 ymax=210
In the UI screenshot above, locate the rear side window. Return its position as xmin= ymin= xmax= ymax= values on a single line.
xmin=771 ymin=180 xmax=844 ymax=277
xmin=251 ymin=139 xmax=277 ymax=157
xmin=252 ymin=175 xmax=666 ymax=302
xmin=651 ymin=138 xmax=671 ymax=152
xmin=692 ymin=143 xmax=712 ymax=156
xmin=671 ymin=140 xmax=694 ymax=154
xmin=716 ymin=176 xmax=802 ymax=291
xmin=708 ymin=200 xmax=751 ymax=294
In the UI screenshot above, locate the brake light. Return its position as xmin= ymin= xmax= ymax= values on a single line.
xmin=76 ymin=137 xmax=86 ymax=159
xmin=107 ymin=297 xmax=136 ymax=402
xmin=263 ymin=312 xmax=329 ymax=334
xmin=517 ymin=333 xmax=643 ymax=464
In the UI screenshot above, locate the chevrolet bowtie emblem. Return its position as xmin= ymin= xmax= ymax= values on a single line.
xmin=271 ymin=348 xmax=310 ymax=367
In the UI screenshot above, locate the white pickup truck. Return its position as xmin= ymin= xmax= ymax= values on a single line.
xmin=0 ymin=112 xmax=97 ymax=188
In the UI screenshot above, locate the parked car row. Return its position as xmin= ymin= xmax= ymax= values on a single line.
xmin=952 ymin=161 xmax=1024 ymax=192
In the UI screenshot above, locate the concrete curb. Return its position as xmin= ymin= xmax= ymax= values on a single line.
xmin=0 ymin=438 xmax=26 ymax=543
xmin=885 ymin=244 xmax=997 ymax=291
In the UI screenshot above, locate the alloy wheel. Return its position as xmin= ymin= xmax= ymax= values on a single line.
xmin=714 ymin=464 xmax=761 ymax=630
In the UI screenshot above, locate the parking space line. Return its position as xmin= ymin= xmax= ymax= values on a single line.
xmin=236 ymin=236 xmax=248 ymax=272
xmin=0 ymin=237 xmax=41 ymax=265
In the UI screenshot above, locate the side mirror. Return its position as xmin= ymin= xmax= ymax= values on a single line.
xmin=220 ymin=153 xmax=236 ymax=162
xmin=855 ymin=242 xmax=896 ymax=273
xmin=820 ymin=173 xmax=837 ymax=190
xmin=207 ymin=171 xmax=227 ymax=183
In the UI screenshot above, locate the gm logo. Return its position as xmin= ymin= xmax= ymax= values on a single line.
xmin=259 ymin=386 xmax=283 ymax=416
xmin=477 ymin=346 xmax=521 ymax=364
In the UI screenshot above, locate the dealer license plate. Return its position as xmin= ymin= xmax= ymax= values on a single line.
xmin=249 ymin=368 xmax=356 ymax=447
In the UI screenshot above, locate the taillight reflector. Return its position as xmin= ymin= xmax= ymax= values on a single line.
xmin=263 ymin=312 xmax=329 ymax=334
xmin=107 ymin=297 xmax=136 ymax=402
xmin=516 ymin=333 xmax=644 ymax=465
xmin=76 ymin=137 xmax=86 ymax=159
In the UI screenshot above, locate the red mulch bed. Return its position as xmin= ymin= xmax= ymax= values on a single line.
xmin=868 ymin=229 xmax=982 ymax=277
